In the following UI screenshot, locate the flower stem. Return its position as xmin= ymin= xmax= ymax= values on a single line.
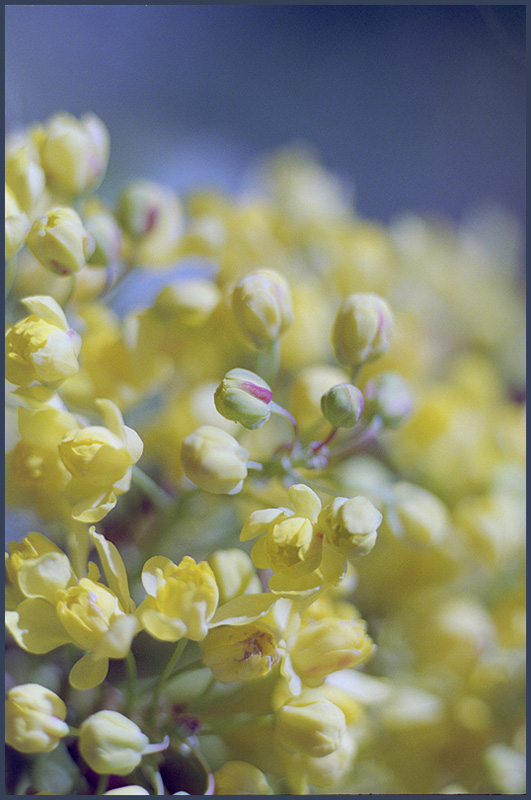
xmin=148 ymin=639 xmax=188 ymax=727
xmin=256 ymin=340 xmax=279 ymax=383
xmin=125 ymin=650 xmax=138 ymax=714
xmin=96 ymin=775 xmax=109 ymax=794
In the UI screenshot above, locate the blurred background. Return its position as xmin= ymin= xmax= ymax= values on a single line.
xmin=5 ymin=5 xmax=526 ymax=225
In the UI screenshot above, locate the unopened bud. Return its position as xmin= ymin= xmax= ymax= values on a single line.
xmin=332 ymin=293 xmax=393 ymax=368
xmin=275 ymin=690 xmax=346 ymax=758
xmin=390 ymin=482 xmax=449 ymax=547
xmin=5 ymin=683 xmax=69 ymax=754
xmin=117 ymin=180 xmax=172 ymax=238
xmin=79 ymin=710 xmax=165 ymax=776
xmin=232 ymin=269 xmax=293 ymax=348
xmin=27 ymin=207 xmax=95 ymax=275
xmin=40 ymin=112 xmax=109 ymax=197
xmin=321 ymin=383 xmax=364 ymax=428
xmin=319 ymin=496 xmax=382 ymax=558
xmin=181 ymin=425 xmax=248 ymax=495
xmin=364 ymin=372 xmax=412 ymax=427
xmin=215 ymin=368 xmax=273 ymax=429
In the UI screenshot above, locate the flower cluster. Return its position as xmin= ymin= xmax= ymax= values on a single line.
xmin=5 ymin=112 xmax=525 ymax=795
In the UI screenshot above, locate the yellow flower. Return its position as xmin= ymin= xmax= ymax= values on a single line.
xmin=279 ymin=729 xmax=358 ymax=793
xmin=7 ymin=405 xmax=80 ymax=521
xmin=5 ymin=683 xmax=69 ymax=754
xmin=5 ymin=295 xmax=81 ymax=388
xmin=201 ymin=622 xmax=281 ymax=683
xmin=5 ymin=184 xmax=29 ymax=261
xmin=78 ymin=711 xmax=159 ymax=776
xmin=231 ymin=269 xmax=293 ymax=348
xmin=387 ymin=482 xmax=450 ymax=548
xmin=39 ymin=112 xmax=109 ymax=196
xmin=151 ymin=279 xmax=221 ymax=327
xmin=213 ymin=761 xmax=273 ymax=794
xmin=6 ymin=530 xmax=138 ymax=690
xmin=27 ymin=206 xmax=95 ymax=276
xmin=332 ymin=293 xmax=394 ymax=368
xmin=181 ymin=425 xmax=248 ymax=495
xmin=289 ymin=617 xmax=374 ymax=687
xmin=137 ymin=555 xmax=219 ymax=642
xmin=241 ymin=484 xmax=348 ymax=595
xmin=59 ymin=399 xmax=143 ymax=522
xmin=274 ymin=689 xmax=347 ymax=758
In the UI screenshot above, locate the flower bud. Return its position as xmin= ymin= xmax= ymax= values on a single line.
xmin=27 ymin=207 xmax=95 ymax=275
xmin=232 ymin=269 xmax=293 ymax=348
xmin=290 ymin=365 xmax=350 ymax=430
xmin=290 ymin=618 xmax=374 ymax=687
xmin=321 ymin=383 xmax=364 ymax=428
xmin=5 ymin=683 xmax=69 ymax=754
xmin=390 ymin=482 xmax=449 ymax=547
xmin=84 ymin=209 xmax=123 ymax=266
xmin=213 ymin=761 xmax=273 ymax=795
xmin=208 ymin=548 xmax=262 ymax=604
xmin=215 ymin=368 xmax=273 ymax=429
xmin=5 ymin=295 xmax=81 ymax=387
xmin=181 ymin=425 xmax=248 ymax=495
xmin=201 ymin=623 xmax=280 ymax=683
xmin=275 ymin=690 xmax=346 ymax=758
xmin=332 ymin=293 xmax=394 ymax=368
xmin=5 ymin=184 xmax=29 ymax=261
xmin=58 ymin=426 xmax=135 ymax=488
xmin=117 ymin=180 xmax=172 ymax=238
xmin=364 ymin=371 xmax=412 ymax=427
xmin=40 ymin=112 xmax=110 ymax=196
xmin=78 ymin=711 xmax=149 ymax=775
xmin=318 ymin=496 xmax=382 ymax=558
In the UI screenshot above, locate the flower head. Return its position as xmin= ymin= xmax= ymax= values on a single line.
xmin=6 ymin=295 xmax=81 ymax=388
xmin=39 ymin=112 xmax=109 ymax=196
xmin=332 ymin=293 xmax=394 ymax=368
xmin=231 ymin=269 xmax=293 ymax=348
xmin=137 ymin=555 xmax=219 ymax=642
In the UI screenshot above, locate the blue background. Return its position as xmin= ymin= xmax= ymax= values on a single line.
xmin=5 ymin=5 xmax=526 ymax=224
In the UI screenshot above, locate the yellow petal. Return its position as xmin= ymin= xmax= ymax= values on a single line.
xmin=69 ymin=652 xmax=109 ymax=690
xmin=89 ymin=528 xmax=132 ymax=611
xmin=209 ymin=593 xmax=277 ymax=628
xmin=6 ymin=599 xmax=72 ymax=653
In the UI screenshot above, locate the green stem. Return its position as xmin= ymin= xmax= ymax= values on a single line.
xmin=125 ymin=650 xmax=138 ymax=714
xmin=96 ymin=774 xmax=109 ymax=794
xmin=131 ymin=465 xmax=174 ymax=511
xmin=200 ymin=712 xmax=274 ymax=737
xmin=148 ymin=639 xmax=188 ymax=726
xmin=256 ymin=340 xmax=280 ymax=384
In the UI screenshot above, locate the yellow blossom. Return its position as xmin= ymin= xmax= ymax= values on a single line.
xmin=137 ymin=555 xmax=219 ymax=642
xmin=58 ymin=398 xmax=143 ymax=522
xmin=231 ymin=269 xmax=293 ymax=348
xmin=5 ymin=295 xmax=81 ymax=387
xmin=201 ymin=622 xmax=281 ymax=683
